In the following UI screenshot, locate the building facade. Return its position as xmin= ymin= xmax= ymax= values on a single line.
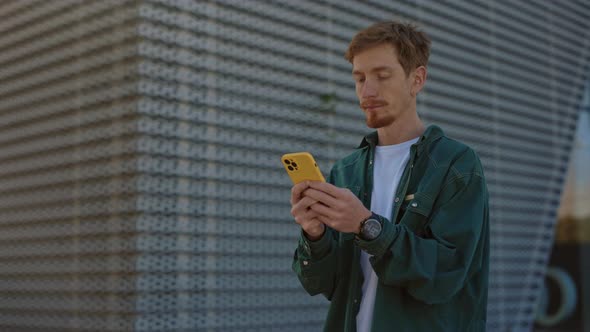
xmin=1 ymin=1 xmax=589 ymax=331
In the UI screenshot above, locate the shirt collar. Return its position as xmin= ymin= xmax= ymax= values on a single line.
xmin=357 ymin=125 xmax=445 ymax=157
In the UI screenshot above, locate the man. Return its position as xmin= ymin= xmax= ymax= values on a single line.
xmin=291 ymin=21 xmax=489 ymax=332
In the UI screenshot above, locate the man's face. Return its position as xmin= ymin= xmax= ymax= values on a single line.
xmin=352 ymin=43 xmax=417 ymax=129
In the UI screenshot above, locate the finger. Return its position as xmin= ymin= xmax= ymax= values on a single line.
xmin=307 ymin=181 xmax=342 ymax=198
xmin=303 ymin=210 xmax=319 ymax=222
xmin=308 ymin=200 xmax=338 ymax=219
xmin=299 ymin=195 xmax=319 ymax=210
xmin=294 ymin=209 xmax=321 ymax=228
xmin=303 ymin=188 xmax=338 ymax=207
xmin=290 ymin=181 xmax=310 ymax=205
xmin=315 ymin=214 xmax=333 ymax=228
xmin=291 ymin=196 xmax=318 ymax=217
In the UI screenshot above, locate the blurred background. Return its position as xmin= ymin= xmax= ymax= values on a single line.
xmin=0 ymin=1 xmax=589 ymax=331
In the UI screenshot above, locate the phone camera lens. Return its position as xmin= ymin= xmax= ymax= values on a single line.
xmin=291 ymin=162 xmax=298 ymax=168
xmin=284 ymin=159 xmax=291 ymax=165
xmin=288 ymin=166 xmax=294 ymax=171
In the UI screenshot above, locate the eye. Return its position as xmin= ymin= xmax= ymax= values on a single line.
xmin=355 ymin=77 xmax=365 ymax=83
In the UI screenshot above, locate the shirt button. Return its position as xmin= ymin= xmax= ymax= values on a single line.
xmin=394 ymin=197 xmax=400 ymax=203
xmin=303 ymin=260 xmax=309 ymax=266
xmin=411 ymin=202 xmax=418 ymax=208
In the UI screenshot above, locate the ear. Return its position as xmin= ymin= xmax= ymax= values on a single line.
xmin=410 ymin=66 xmax=427 ymax=97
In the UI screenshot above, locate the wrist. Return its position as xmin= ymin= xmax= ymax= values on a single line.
xmin=356 ymin=209 xmax=373 ymax=234
xmin=303 ymin=224 xmax=325 ymax=241
xmin=357 ymin=212 xmax=382 ymax=241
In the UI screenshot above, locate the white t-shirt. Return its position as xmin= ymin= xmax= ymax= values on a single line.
xmin=356 ymin=137 xmax=418 ymax=332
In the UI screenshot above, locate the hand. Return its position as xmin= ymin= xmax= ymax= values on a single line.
xmin=290 ymin=181 xmax=325 ymax=240
xmin=302 ymin=182 xmax=372 ymax=234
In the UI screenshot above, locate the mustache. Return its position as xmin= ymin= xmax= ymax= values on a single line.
xmin=360 ymin=100 xmax=388 ymax=108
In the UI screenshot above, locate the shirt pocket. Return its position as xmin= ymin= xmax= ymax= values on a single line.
xmin=398 ymin=192 xmax=434 ymax=237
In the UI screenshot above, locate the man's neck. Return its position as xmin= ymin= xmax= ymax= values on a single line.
xmin=376 ymin=116 xmax=425 ymax=146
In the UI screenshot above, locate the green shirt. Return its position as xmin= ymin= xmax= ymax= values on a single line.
xmin=293 ymin=125 xmax=489 ymax=332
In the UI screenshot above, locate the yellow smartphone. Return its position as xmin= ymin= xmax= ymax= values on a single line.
xmin=281 ymin=152 xmax=326 ymax=184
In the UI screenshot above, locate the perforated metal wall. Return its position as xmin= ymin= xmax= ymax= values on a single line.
xmin=1 ymin=1 xmax=589 ymax=331
xmin=0 ymin=0 xmax=140 ymax=331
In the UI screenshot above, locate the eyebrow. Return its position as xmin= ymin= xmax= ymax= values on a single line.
xmin=352 ymin=66 xmax=394 ymax=76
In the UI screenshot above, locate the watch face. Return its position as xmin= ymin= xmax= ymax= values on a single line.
xmin=362 ymin=218 xmax=382 ymax=240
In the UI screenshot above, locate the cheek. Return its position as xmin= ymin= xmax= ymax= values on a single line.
xmin=387 ymin=82 xmax=410 ymax=99
xmin=403 ymin=79 xmax=414 ymax=94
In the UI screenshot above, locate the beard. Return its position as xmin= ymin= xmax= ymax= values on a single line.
xmin=365 ymin=111 xmax=395 ymax=129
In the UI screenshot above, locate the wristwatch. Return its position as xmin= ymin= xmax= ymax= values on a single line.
xmin=358 ymin=212 xmax=382 ymax=240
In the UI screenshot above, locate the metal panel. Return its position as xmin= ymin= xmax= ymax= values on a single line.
xmin=1 ymin=1 xmax=589 ymax=331
xmin=0 ymin=1 xmax=140 ymax=331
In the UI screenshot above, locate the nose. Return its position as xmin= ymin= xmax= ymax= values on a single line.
xmin=360 ymin=79 xmax=377 ymax=98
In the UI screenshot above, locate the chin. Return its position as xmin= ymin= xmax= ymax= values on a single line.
xmin=366 ymin=121 xmax=379 ymax=129
xmin=366 ymin=116 xmax=395 ymax=129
